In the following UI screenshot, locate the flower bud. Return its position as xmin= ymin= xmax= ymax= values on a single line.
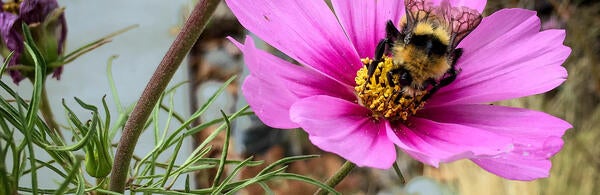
xmin=84 ymin=139 xmax=113 ymax=178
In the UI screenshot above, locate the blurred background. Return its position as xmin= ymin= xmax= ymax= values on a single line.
xmin=5 ymin=0 xmax=597 ymax=194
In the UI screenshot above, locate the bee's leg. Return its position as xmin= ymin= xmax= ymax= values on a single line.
xmin=449 ymin=48 xmax=463 ymax=70
xmin=369 ymin=21 xmax=400 ymax=81
xmin=368 ymin=39 xmax=391 ymax=80
xmin=421 ymin=48 xmax=463 ymax=102
xmin=420 ymin=79 xmax=439 ymax=102
xmin=421 ymin=66 xmax=458 ymax=102
xmin=374 ymin=39 xmax=388 ymax=61
xmin=439 ymin=48 xmax=463 ymax=87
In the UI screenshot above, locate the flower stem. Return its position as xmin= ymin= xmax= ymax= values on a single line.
xmin=315 ymin=161 xmax=356 ymax=195
xmin=392 ymin=161 xmax=406 ymax=185
xmin=108 ymin=0 xmax=220 ymax=193
xmin=39 ymin=83 xmax=63 ymax=139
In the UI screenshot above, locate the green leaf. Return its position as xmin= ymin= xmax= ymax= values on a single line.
xmin=183 ymin=110 xmax=253 ymax=137
xmin=211 ymin=110 xmax=232 ymax=188
xmin=75 ymin=174 xmax=86 ymax=195
xmin=212 ymin=157 xmax=254 ymax=195
xmin=160 ymin=136 xmax=185 ymax=187
xmin=163 ymin=76 xmax=237 ymax=148
xmin=62 ymin=99 xmax=88 ymax=136
xmin=184 ymin=106 xmax=249 ymax=159
xmin=132 ymin=188 xmax=195 ymax=195
xmin=23 ymin=159 xmax=67 ymax=179
xmin=133 ymin=77 xmax=239 ymax=183
xmin=106 ymin=55 xmax=123 ymax=113
xmin=22 ymin=22 xmax=46 ymax=195
xmin=101 ymin=95 xmax=111 ymax=143
xmin=46 ymin=116 xmax=95 ymax=151
xmin=258 ymin=155 xmax=320 ymax=176
xmin=55 ymin=158 xmax=82 ymax=194
xmin=93 ymin=189 xmax=123 ymax=195
xmin=223 ymin=166 xmax=288 ymax=194
xmin=0 ymin=51 xmax=14 ymax=77
xmin=55 ymin=25 xmax=138 ymax=66
xmin=185 ymin=175 xmax=191 ymax=193
xmin=258 ymin=182 xmax=274 ymax=195
xmin=275 ymin=173 xmax=340 ymax=195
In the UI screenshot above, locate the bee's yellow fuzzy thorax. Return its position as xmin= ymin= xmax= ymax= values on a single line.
xmin=413 ymin=22 xmax=450 ymax=45
xmin=355 ymin=57 xmax=425 ymax=122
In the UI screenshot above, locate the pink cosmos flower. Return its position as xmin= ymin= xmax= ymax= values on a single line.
xmin=226 ymin=0 xmax=571 ymax=181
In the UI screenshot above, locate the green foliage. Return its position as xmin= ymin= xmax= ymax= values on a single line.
xmin=0 ymin=26 xmax=335 ymax=194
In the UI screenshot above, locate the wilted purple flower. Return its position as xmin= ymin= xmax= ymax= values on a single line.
xmin=0 ymin=0 xmax=67 ymax=84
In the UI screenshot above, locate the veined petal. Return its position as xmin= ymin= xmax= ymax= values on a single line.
xmin=427 ymin=0 xmax=486 ymax=13
xmin=225 ymin=0 xmax=362 ymax=86
xmin=331 ymin=0 xmax=404 ymax=58
xmin=386 ymin=117 xmax=513 ymax=167
xmin=234 ymin=37 xmax=355 ymax=129
xmin=290 ymin=95 xmax=396 ymax=168
xmin=419 ymin=104 xmax=570 ymax=180
xmin=429 ymin=9 xmax=570 ymax=106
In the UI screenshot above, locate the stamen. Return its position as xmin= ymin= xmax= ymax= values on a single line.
xmin=355 ymin=57 xmax=426 ymax=122
xmin=2 ymin=0 xmax=21 ymax=14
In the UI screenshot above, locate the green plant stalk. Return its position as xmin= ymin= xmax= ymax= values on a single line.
xmin=108 ymin=0 xmax=220 ymax=192
xmin=315 ymin=161 xmax=356 ymax=195
xmin=392 ymin=161 xmax=406 ymax=185
xmin=39 ymin=82 xmax=63 ymax=138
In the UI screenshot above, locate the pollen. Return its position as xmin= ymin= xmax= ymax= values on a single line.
xmin=2 ymin=0 xmax=22 ymax=14
xmin=355 ymin=57 xmax=426 ymax=122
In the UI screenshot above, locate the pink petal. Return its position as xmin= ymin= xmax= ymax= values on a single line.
xmin=386 ymin=117 xmax=513 ymax=167
xmin=429 ymin=9 xmax=570 ymax=106
xmin=232 ymin=36 xmax=356 ymax=100
xmin=418 ymin=104 xmax=570 ymax=180
xmin=289 ymin=95 xmax=396 ymax=169
xmin=471 ymin=137 xmax=563 ymax=180
xmin=225 ymin=0 xmax=362 ymax=86
xmin=234 ymin=37 xmax=356 ymax=129
xmin=331 ymin=0 xmax=404 ymax=58
xmin=242 ymin=76 xmax=298 ymax=129
xmin=418 ymin=104 xmax=571 ymax=141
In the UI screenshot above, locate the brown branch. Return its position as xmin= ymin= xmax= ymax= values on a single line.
xmin=108 ymin=0 xmax=220 ymax=192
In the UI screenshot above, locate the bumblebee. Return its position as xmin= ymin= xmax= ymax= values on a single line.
xmin=355 ymin=0 xmax=482 ymax=121
xmin=367 ymin=0 xmax=482 ymax=101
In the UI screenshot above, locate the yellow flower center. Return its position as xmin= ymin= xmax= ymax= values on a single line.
xmin=355 ymin=57 xmax=426 ymax=122
xmin=2 ymin=0 xmax=21 ymax=14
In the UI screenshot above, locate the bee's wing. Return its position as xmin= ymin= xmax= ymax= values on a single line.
xmin=438 ymin=0 xmax=482 ymax=49
xmin=403 ymin=0 xmax=435 ymax=36
xmin=403 ymin=0 xmax=482 ymax=48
